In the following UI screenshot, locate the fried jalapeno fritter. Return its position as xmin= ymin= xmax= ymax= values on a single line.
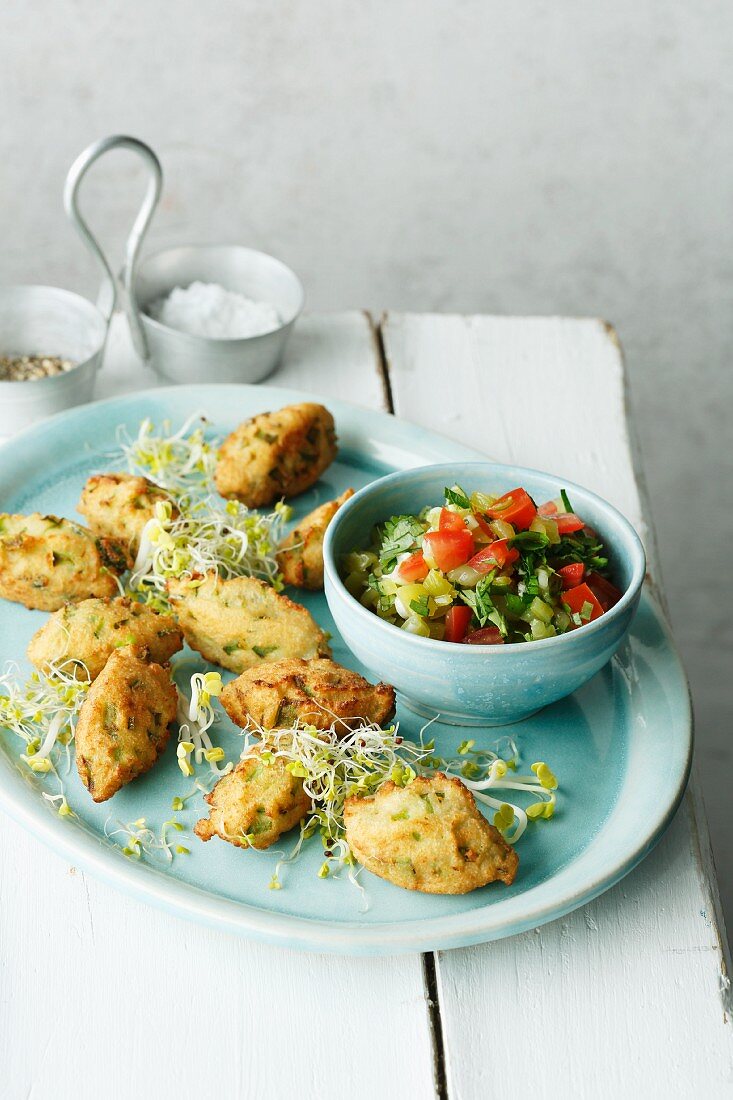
xmin=215 ymin=402 xmax=337 ymax=506
xmin=167 ymin=572 xmax=331 ymax=673
xmin=78 ymin=472 xmax=173 ymax=556
xmin=277 ymin=488 xmax=354 ymax=590
xmin=27 ymin=596 xmax=182 ymax=680
xmin=220 ymin=657 xmax=395 ymax=732
xmin=0 ymin=513 xmax=129 ymax=612
xmin=194 ymin=748 xmax=311 ymax=850
xmin=75 ymin=646 xmax=177 ymax=803
xmin=344 ymin=773 xmax=518 ymax=894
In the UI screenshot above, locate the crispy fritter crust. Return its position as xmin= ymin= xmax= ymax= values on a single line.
xmin=220 ymin=657 xmax=395 ymax=732
xmin=344 ymin=773 xmax=518 ymax=894
xmin=277 ymin=489 xmax=354 ymax=590
xmin=78 ymin=472 xmax=173 ymax=556
xmin=167 ymin=572 xmax=331 ymax=674
xmin=75 ymin=646 xmax=177 ymax=803
xmin=27 ymin=596 xmax=182 ymax=680
xmin=0 ymin=513 xmax=129 ymax=612
xmin=215 ymin=402 xmax=338 ymax=506
xmin=194 ymin=748 xmax=311 ymax=850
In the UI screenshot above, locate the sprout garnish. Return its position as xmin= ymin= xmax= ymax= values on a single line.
xmin=118 ymin=413 xmax=217 ymax=494
xmin=238 ymin=719 xmax=559 ymax=890
xmin=176 ymin=671 xmax=231 ymax=779
xmin=118 ymin=415 xmax=292 ymax=607
xmin=104 ymin=815 xmax=191 ymax=863
xmin=0 ymin=659 xmax=90 ymax=777
xmin=130 ymin=496 xmax=291 ymax=610
xmin=42 ymin=791 xmax=74 ymax=817
xmin=446 ymin=753 xmax=558 ymax=843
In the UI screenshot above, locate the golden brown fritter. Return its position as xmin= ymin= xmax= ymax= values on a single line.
xmin=215 ymin=402 xmax=338 ymax=506
xmin=75 ymin=646 xmax=177 ymax=803
xmin=220 ymin=657 xmax=395 ymax=732
xmin=167 ymin=572 xmax=331 ymax=674
xmin=0 ymin=513 xmax=129 ymax=612
xmin=78 ymin=472 xmax=173 ymax=557
xmin=27 ymin=596 xmax=182 ymax=680
xmin=277 ymin=489 xmax=354 ymax=590
xmin=194 ymin=748 xmax=311 ymax=849
xmin=344 ymin=773 xmax=518 ymax=894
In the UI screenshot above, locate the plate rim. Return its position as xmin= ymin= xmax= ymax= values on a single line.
xmin=0 ymin=383 xmax=693 ymax=954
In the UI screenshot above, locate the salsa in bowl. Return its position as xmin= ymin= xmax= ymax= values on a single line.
xmin=341 ymin=482 xmax=622 ymax=646
xmin=323 ymin=463 xmax=645 ymax=726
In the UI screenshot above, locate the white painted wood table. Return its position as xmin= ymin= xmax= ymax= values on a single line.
xmin=2 ymin=312 xmax=732 ymax=1099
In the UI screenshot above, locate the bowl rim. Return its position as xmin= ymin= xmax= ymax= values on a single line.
xmin=132 ymin=242 xmax=305 ymax=345
xmin=323 ymin=460 xmax=647 ymax=655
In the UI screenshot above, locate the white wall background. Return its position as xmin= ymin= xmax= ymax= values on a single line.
xmin=1 ymin=0 xmax=731 ymax=920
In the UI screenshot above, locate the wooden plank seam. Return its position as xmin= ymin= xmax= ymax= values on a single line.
xmin=373 ymin=313 xmax=450 ymax=1100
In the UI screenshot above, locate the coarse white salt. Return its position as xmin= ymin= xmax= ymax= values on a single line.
xmin=149 ymin=281 xmax=281 ymax=339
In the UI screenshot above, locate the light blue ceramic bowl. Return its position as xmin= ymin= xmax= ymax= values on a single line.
xmin=324 ymin=462 xmax=646 ymax=726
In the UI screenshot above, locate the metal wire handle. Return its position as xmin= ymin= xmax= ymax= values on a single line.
xmin=64 ymin=134 xmax=162 ymax=361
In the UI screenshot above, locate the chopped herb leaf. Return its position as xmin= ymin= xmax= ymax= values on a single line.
xmin=552 ymin=532 xmax=608 ymax=574
xmin=410 ymin=595 xmax=430 ymax=617
xmin=459 ymin=576 xmax=508 ymax=635
xmin=378 ymin=514 xmax=424 ymax=567
xmin=444 ymin=485 xmax=471 ymax=509
xmin=511 ymin=530 xmax=550 ymax=551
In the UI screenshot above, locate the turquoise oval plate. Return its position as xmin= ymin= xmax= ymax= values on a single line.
xmin=0 ymin=385 xmax=692 ymax=955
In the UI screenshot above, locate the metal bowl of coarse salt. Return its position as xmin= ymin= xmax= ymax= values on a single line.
xmin=129 ymin=245 xmax=305 ymax=384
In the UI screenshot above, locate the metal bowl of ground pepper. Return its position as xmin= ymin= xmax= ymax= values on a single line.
xmin=0 ymin=285 xmax=108 ymax=436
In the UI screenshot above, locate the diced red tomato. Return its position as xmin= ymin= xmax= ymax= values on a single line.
xmin=486 ymin=488 xmax=537 ymax=530
xmin=557 ymin=562 xmax=585 ymax=589
xmin=555 ymin=513 xmax=585 ymax=535
xmin=422 ymin=529 xmax=474 ymax=572
xmin=465 ymin=626 xmax=504 ymax=645
xmin=444 ymin=604 xmax=473 ymax=643
xmin=563 ymin=582 xmax=604 ymax=624
xmin=539 ymin=499 xmax=584 ymax=533
xmin=468 ymin=539 xmax=519 ymax=573
xmin=439 ymin=508 xmax=466 ymax=533
xmin=396 ymin=550 xmax=429 ymax=583
xmin=539 ymin=499 xmax=585 ymax=532
xmin=586 ymin=572 xmax=623 ymax=611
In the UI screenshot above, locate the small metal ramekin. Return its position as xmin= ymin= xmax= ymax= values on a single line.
xmin=0 ymin=285 xmax=106 ymax=435
xmin=129 ymin=244 xmax=304 ymax=385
